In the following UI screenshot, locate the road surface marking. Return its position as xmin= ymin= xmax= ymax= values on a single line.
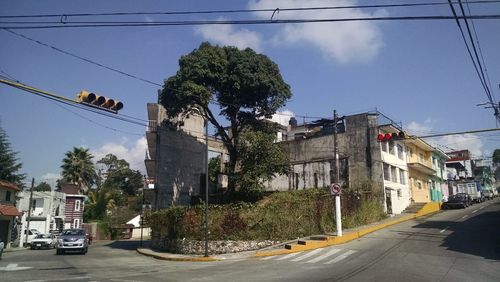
xmin=479 ymin=206 xmax=484 ymax=210
xmin=461 ymin=215 xmax=468 ymax=219
xmin=306 ymin=248 xmax=341 ymax=263
xmin=472 ymin=209 xmax=478 ymax=213
xmin=0 ymin=263 xmax=33 ymax=272
xmin=290 ymin=248 xmax=324 ymax=262
xmin=261 ymin=255 xmax=277 ymax=260
xmin=26 ymin=277 xmax=90 ymax=282
xmin=440 ymin=227 xmax=449 ymax=233
xmin=276 ymin=252 xmax=301 ymax=260
xmin=324 ymin=250 xmax=356 ymax=265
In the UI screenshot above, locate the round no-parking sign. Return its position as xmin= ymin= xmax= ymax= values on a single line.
xmin=330 ymin=183 xmax=341 ymax=195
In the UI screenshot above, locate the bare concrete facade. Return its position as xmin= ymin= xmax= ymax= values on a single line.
xmin=267 ymin=113 xmax=384 ymax=193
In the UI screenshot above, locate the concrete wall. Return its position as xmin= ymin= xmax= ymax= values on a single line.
xmin=267 ymin=113 xmax=384 ymax=193
xmin=155 ymin=126 xmax=206 ymax=209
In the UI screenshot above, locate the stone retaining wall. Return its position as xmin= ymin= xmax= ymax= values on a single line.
xmin=151 ymin=233 xmax=281 ymax=254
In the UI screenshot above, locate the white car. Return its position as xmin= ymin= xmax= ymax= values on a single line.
xmin=30 ymin=234 xmax=56 ymax=249
xmin=24 ymin=229 xmax=41 ymax=246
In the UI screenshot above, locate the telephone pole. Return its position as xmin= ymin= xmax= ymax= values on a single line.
xmin=25 ymin=178 xmax=35 ymax=246
xmin=333 ymin=110 xmax=342 ymax=237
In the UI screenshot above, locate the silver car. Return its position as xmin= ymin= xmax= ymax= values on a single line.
xmin=56 ymin=229 xmax=88 ymax=255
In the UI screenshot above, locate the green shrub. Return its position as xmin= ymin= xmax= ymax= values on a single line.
xmin=146 ymin=186 xmax=386 ymax=241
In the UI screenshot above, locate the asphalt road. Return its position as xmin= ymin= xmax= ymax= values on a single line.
xmin=2 ymin=198 xmax=499 ymax=282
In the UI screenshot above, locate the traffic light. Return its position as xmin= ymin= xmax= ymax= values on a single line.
xmin=76 ymin=90 xmax=123 ymax=112
xmin=377 ymin=131 xmax=407 ymax=142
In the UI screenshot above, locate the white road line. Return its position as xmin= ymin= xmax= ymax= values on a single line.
xmin=439 ymin=227 xmax=449 ymax=233
xmin=472 ymin=209 xmax=478 ymax=213
xmin=276 ymin=252 xmax=301 ymax=260
xmin=461 ymin=215 xmax=468 ymax=219
xmin=261 ymin=255 xmax=277 ymax=260
xmin=479 ymin=206 xmax=484 ymax=210
xmin=290 ymin=248 xmax=324 ymax=262
xmin=324 ymin=250 xmax=356 ymax=265
xmin=306 ymin=248 xmax=341 ymax=263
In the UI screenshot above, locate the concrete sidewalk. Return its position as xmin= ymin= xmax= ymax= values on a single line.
xmin=136 ymin=202 xmax=442 ymax=262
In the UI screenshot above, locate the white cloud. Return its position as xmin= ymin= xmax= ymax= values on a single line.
xmin=269 ymin=110 xmax=295 ymax=126
xmin=195 ymin=17 xmax=263 ymax=51
xmin=406 ymin=121 xmax=484 ymax=157
xmin=91 ymin=137 xmax=147 ymax=174
xmin=248 ymin=0 xmax=385 ymax=63
xmin=41 ymin=173 xmax=61 ymax=181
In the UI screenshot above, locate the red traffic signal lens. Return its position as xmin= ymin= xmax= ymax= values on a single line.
xmin=378 ymin=134 xmax=385 ymax=141
xmin=385 ymin=133 xmax=392 ymax=141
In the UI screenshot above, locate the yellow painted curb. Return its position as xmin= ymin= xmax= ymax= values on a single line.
xmin=253 ymin=202 xmax=443 ymax=258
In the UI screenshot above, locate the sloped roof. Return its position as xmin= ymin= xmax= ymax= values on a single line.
xmin=0 ymin=180 xmax=21 ymax=191
xmin=0 ymin=204 xmax=22 ymax=216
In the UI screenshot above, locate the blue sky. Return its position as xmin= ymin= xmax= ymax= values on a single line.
xmin=1 ymin=0 xmax=499 ymax=187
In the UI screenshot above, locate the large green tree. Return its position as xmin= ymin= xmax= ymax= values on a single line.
xmin=0 ymin=124 xmax=25 ymax=186
xmin=493 ymin=149 xmax=500 ymax=180
xmin=61 ymin=147 xmax=97 ymax=194
xmin=97 ymin=154 xmax=143 ymax=196
xmin=160 ymin=42 xmax=292 ymax=191
xmin=237 ymin=128 xmax=290 ymax=196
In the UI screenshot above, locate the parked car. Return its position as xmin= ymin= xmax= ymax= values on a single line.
xmin=30 ymin=234 xmax=56 ymax=250
xmin=442 ymin=193 xmax=472 ymax=209
xmin=0 ymin=240 xmax=4 ymax=260
xmin=56 ymin=229 xmax=88 ymax=255
xmin=24 ymin=229 xmax=41 ymax=246
xmin=482 ymin=190 xmax=494 ymax=201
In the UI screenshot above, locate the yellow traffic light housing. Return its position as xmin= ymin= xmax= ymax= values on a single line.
xmin=76 ymin=90 xmax=123 ymax=113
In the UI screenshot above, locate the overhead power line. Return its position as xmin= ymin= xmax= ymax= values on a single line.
xmin=417 ymin=127 xmax=500 ymax=138
xmin=2 ymin=14 xmax=500 ymax=29
xmin=1 ymin=1 xmax=499 ymax=19
xmin=2 ymin=29 xmax=162 ymax=87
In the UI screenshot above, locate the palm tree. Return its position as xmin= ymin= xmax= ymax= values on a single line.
xmin=61 ymin=147 xmax=97 ymax=194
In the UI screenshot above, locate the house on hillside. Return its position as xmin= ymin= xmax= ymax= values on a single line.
xmin=59 ymin=184 xmax=86 ymax=229
xmin=430 ymin=149 xmax=449 ymax=202
xmin=16 ymin=190 xmax=65 ymax=245
xmin=0 ymin=180 xmax=22 ymax=249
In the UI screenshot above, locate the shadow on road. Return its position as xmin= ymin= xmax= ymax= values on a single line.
xmin=405 ymin=201 xmax=500 ymax=260
xmin=104 ymin=240 xmax=152 ymax=250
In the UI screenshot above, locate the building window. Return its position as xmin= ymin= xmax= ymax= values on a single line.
xmin=383 ymin=163 xmax=390 ymax=181
xmin=399 ymin=170 xmax=406 ymax=185
xmin=6 ymin=190 xmax=11 ymax=201
xmin=417 ymin=182 xmax=422 ymax=189
xmin=419 ymin=153 xmax=424 ymax=163
xmin=314 ymin=173 xmax=318 ymax=188
xmin=75 ymin=200 xmax=81 ymax=212
xmin=73 ymin=218 xmax=80 ymax=229
xmin=397 ymin=144 xmax=404 ymax=160
xmin=381 ymin=142 xmax=388 ymax=153
xmin=391 ymin=166 xmax=397 ymax=183
xmin=295 ymin=173 xmax=299 ymax=190
xmin=397 ymin=190 xmax=402 ymax=198
xmin=389 ymin=141 xmax=395 ymax=155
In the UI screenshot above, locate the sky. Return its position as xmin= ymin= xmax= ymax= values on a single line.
xmin=1 ymin=0 xmax=499 ymax=187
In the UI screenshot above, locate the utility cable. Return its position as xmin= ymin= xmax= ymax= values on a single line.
xmin=2 ymin=15 xmax=500 ymax=29
xmin=1 ymin=1 xmax=499 ymax=19
xmin=2 ymin=29 xmax=162 ymax=87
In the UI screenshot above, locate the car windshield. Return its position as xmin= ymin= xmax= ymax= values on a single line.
xmin=35 ymin=234 xmax=52 ymax=239
xmin=61 ymin=229 xmax=85 ymax=236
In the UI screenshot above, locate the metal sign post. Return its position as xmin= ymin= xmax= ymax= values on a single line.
xmin=330 ymin=183 xmax=342 ymax=237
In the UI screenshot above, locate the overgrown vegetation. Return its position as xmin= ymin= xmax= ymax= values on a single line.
xmin=147 ymin=184 xmax=385 ymax=241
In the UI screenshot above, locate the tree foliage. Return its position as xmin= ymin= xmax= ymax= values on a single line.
xmin=493 ymin=149 xmax=500 ymax=165
xmin=237 ymin=129 xmax=290 ymax=196
xmin=34 ymin=181 xmax=51 ymax=192
xmin=97 ymin=154 xmax=143 ymax=196
xmin=61 ymin=147 xmax=97 ymax=194
xmin=0 ymin=124 xmax=25 ymax=186
xmin=160 ymin=42 xmax=292 ymax=191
